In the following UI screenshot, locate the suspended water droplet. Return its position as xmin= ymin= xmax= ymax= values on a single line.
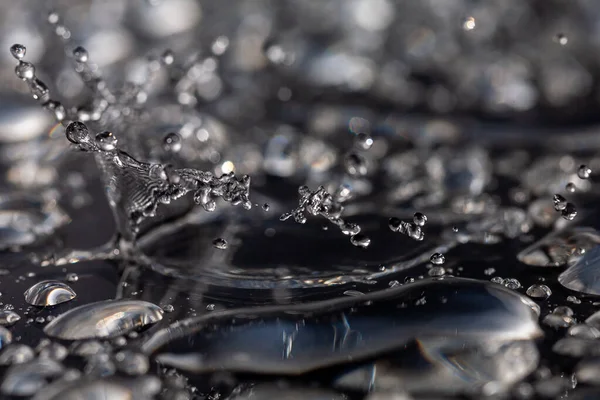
xmin=0 ymin=345 xmax=34 ymax=366
xmin=65 ymin=121 xmax=90 ymax=144
xmin=553 ymin=194 xmax=567 ymax=211
xmin=555 ymin=33 xmax=568 ymax=45
xmin=354 ymin=132 xmax=373 ymax=150
xmin=24 ymin=281 xmax=76 ymax=306
xmin=428 ymin=266 xmax=446 ymax=277
xmin=44 ymin=299 xmax=163 ymax=340
xmin=0 ymin=310 xmax=20 ymax=326
xmin=72 ymin=46 xmax=89 ymax=63
xmin=578 ymin=165 xmax=592 ymax=179
xmin=162 ymin=304 xmax=174 ymax=313
xmin=15 ymin=61 xmax=35 ymax=81
xmin=566 ymin=182 xmax=576 ymax=193
xmin=344 ymin=152 xmax=368 ymax=176
xmin=413 ymin=212 xmax=427 ymax=227
xmin=163 ymin=132 xmax=181 ymax=153
xmin=10 ymin=44 xmax=26 ymax=60
xmin=388 ymin=217 xmax=401 ymax=232
xmin=526 ymin=284 xmax=552 ymax=299
xmin=561 ymin=202 xmax=577 ymax=220
xmin=212 ymin=238 xmax=228 ymax=250
xmin=66 ymin=273 xmax=78 ymax=283
xmin=262 ymin=203 xmax=270 ymax=211
xmin=350 ymin=233 xmax=371 ymax=248
xmin=95 ymin=131 xmax=118 ymax=151
xmin=114 ymin=350 xmax=150 ymax=375
xmin=463 ymin=16 xmax=476 ymax=30
xmin=430 ymin=253 xmax=445 ymax=265
xmin=161 ymin=49 xmax=175 ymax=65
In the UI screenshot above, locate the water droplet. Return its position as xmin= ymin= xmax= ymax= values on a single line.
xmin=95 ymin=131 xmax=118 ymax=151
xmin=503 ymin=278 xmax=521 ymax=290
xmin=44 ymin=299 xmax=163 ymax=340
xmin=413 ymin=212 xmax=427 ymax=227
xmin=161 ymin=49 xmax=175 ymax=65
xmin=212 ymin=238 xmax=228 ymax=250
xmin=388 ymin=217 xmax=401 ymax=232
xmin=24 ymin=281 xmax=76 ymax=306
xmin=526 ymin=284 xmax=552 ymax=299
xmin=65 ymin=121 xmax=90 ymax=144
xmin=555 ymin=33 xmax=568 ymax=45
xmin=115 ymin=350 xmax=150 ymax=375
xmin=350 ymin=233 xmax=371 ymax=248
xmin=0 ymin=358 xmax=64 ymax=396
xmin=428 ymin=266 xmax=446 ymax=277
xmin=15 ymin=62 xmax=35 ymax=81
xmin=344 ymin=152 xmax=368 ymax=176
xmin=0 ymin=310 xmax=20 ymax=326
xmin=72 ymin=46 xmax=89 ymax=63
xmin=578 ymin=165 xmax=592 ymax=179
xmin=567 ymin=295 xmax=582 ymax=304
xmin=162 ymin=304 xmax=174 ymax=313
xmin=463 ymin=16 xmax=476 ymax=30
xmin=163 ymin=132 xmax=182 ymax=153
xmin=9 ymin=44 xmax=26 ymax=60
xmin=0 ymin=345 xmax=34 ymax=366
xmin=38 ymin=342 xmax=68 ymax=361
xmin=262 ymin=203 xmax=270 ymax=211
xmin=430 ymin=253 xmax=445 ymax=265
xmin=561 ymin=202 xmax=577 ymax=220
xmin=452 ymin=226 xmax=459 ymax=232
xmin=66 ymin=273 xmax=78 ymax=283
xmin=566 ymin=182 xmax=576 ymax=193
xmin=354 ymin=132 xmax=373 ymax=150
xmin=553 ymin=194 xmax=567 ymax=211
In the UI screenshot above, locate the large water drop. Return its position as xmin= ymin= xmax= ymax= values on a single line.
xmin=24 ymin=281 xmax=76 ymax=306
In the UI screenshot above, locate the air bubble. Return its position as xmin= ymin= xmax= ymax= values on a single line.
xmin=161 ymin=49 xmax=175 ymax=66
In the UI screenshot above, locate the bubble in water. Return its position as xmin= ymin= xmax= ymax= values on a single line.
xmin=350 ymin=233 xmax=371 ymax=248
xmin=0 ymin=311 xmax=20 ymax=326
xmin=555 ymin=33 xmax=568 ymax=45
xmin=526 ymin=284 xmax=552 ymax=299
xmin=44 ymin=299 xmax=163 ymax=340
xmin=344 ymin=152 xmax=368 ymax=176
xmin=66 ymin=273 xmax=78 ymax=283
xmin=0 ymin=345 xmax=34 ymax=366
xmin=413 ymin=212 xmax=427 ymax=226
xmin=95 ymin=131 xmax=118 ymax=151
xmin=163 ymin=132 xmax=182 ymax=153
xmin=9 ymin=44 xmax=26 ymax=60
xmin=561 ymin=202 xmax=577 ymax=220
xmin=553 ymin=194 xmax=567 ymax=211
xmin=430 ymin=253 xmax=445 ymax=265
xmin=354 ymin=132 xmax=373 ymax=150
xmin=578 ymin=165 xmax=592 ymax=179
xmin=566 ymin=182 xmax=576 ymax=193
xmin=72 ymin=46 xmax=89 ymax=63
xmin=24 ymin=281 xmax=76 ymax=306
xmin=212 ymin=238 xmax=228 ymax=250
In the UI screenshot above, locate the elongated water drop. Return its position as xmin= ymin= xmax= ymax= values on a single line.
xmin=95 ymin=131 xmax=118 ymax=151
xmin=44 ymin=299 xmax=163 ymax=340
xmin=24 ymin=281 xmax=76 ymax=306
xmin=9 ymin=44 xmax=26 ymax=60
xmin=350 ymin=233 xmax=371 ymax=248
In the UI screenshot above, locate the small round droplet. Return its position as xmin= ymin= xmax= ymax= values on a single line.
xmin=350 ymin=234 xmax=371 ymax=248
xmin=161 ymin=49 xmax=175 ymax=65
xmin=206 ymin=303 xmax=216 ymax=311
xmin=452 ymin=226 xmax=459 ymax=233
xmin=463 ymin=16 xmax=476 ymax=30
xmin=566 ymin=182 xmax=576 ymax=193
xmin=24 ymin=281 xmax=76 ymax=307
xmin=72 ymin=46 xmax=89 ymax=63
xmin=388 ymin=217 xmax=401 ymax=232
xmin=413 ymin=212 xmax=427 ymax=226
xmin=162 ymin=304 xmax=174 ymax=313
xmin=526 ymin=284 xmax=552 ymax=299
xmin=95 ymin=131 xmax=118 ymax=151
xmin=578 ymin=165 xmax=591 ymax=180
xmin=428 ymin=266 xmax=446 ymax=277
xmin=9 ymin=44 xmax=26 ymax=60
xmin=430 ymin=253 xmax=445 ymax=265
xmin=555 ymin=33 xmax=568 ymax=45
xmin=561 ymin=202 xmax=577 ymax=221
xmin=344 ymin=152 xmax=368 ymax=177
xmin=262 ymin=203 xmax=270 ymax=211
xmin=66 ymin=273 xmax=78 ymax=283
xmin=163 ymin=132 xmax=181 ymax=153
xmin=503 ymin=278 xmax=521 ymax=290
xmin=354 ymin=132 xmax=373 ymax=150
xmin=553 ymin=194 xmax=567 ymax=211
xmin=48 ymin=12 xmax=59 ymax=24
xmin=65 ymin=121 xmax=90 ymax=144
xmin=115 ymin=350 xmax=149 ymax=376
xmin=212 ymin=238 xmax=227 ymax=250
xmin=15 ymin=62 xmax=35 ymax=81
